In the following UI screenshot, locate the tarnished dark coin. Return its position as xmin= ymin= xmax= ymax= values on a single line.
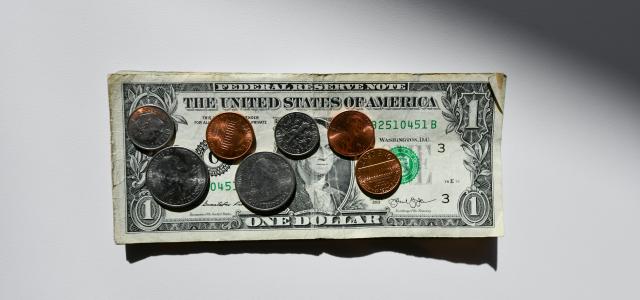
xmin=127 ymin=105 xmax=175 ymax=151
xmin=235 ymin=152 xmax=296 ymax=215
xmin=206 ymin=112 xmax=255 ymax=161
xmin=146 ymin=147 xmax=209 ymax=211
xmin=355 ymin=148 xmax=402 ymax=197
xmin=274 ymin=112 xmax=320 ymax=158
xmin=328 ymin=110 xmax=375 ymax=158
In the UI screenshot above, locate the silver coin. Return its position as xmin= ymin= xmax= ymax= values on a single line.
xmin=127 ymin=105 xmax=175 ymax=151
xmin=235 ymin=152 xmax=296 ymax=215
xmin=274 ymin=112 xmax=320 ymax=158
xmin=145 ymin=147 xmax=209 ymax=211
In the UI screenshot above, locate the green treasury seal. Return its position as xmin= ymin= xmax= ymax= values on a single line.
xmin=390 ymin=146 xmax=420 ymax=184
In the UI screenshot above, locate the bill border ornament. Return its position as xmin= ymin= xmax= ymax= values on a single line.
xmin=195 ymin=140 xmax=231 ymax=177
xmin=441 ymin=84 xmax=495 ymax=226
xmin=457 ymin=187 xmax=490 ymax=226
xmin=129 ymin=190 xmax=165 ymax=231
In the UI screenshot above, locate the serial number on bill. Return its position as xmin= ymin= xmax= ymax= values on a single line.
xmin=372 ymin=119 xmax=437 ymax=130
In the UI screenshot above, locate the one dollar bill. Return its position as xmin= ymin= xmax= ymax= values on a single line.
xmin=109 ymin=72 xmax=506 ymax=244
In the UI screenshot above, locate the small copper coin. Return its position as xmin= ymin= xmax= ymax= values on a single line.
xmin=206 ymin=112 xmax=255 ymax=160
xmin=327 ymin=110 xmax=375 ymax=158
xmin=355 ymin=148 xmax=402 ymax=196
xmin=127 ymin=105 xmax=175 ymax=151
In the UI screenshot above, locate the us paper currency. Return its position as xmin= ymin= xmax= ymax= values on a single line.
xmin=109 ymin=72 xmax=505 ymax=244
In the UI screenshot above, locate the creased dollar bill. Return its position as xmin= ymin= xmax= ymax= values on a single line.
xmin=109 ymin=72 xmax=506 ymax=244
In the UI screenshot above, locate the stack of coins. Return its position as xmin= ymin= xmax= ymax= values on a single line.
xmin=128 ymin=105 xmax=403 ymax=215
xmin=127 ymin=105 xmax=209 ymax=211
xmin=327 ymin=111 xmax=401 ymax=197
xmin=207 ymin=112 xmax=322 ymax=215
xmin=205 ymin=112 xmax=299 ymax=215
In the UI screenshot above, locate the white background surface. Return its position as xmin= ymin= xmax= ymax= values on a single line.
xmin=1 ymin=0 xmax=639 ymax=299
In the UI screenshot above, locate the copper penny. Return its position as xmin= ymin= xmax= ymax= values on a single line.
xmin=327 ymin=110 xmax=375 ymax=158
xmin=355 ymin=148 xmax=402 ymax=196
xmin=206 ymin=112 xmax=255 ymax=160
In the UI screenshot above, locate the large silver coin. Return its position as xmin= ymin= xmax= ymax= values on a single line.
xmin=235 ymin=152 xmax=296 ymax=215
xmin=127 ymin=105 xmax=175 ymax=151
xmin=145 ymin=147 xmax=209 ymax=211
xmin=274 ymin=112 xmax=320 ymax=158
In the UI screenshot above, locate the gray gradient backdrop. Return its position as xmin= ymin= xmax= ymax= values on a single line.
xmin=1 ymin=0 xmax=638 ymax=299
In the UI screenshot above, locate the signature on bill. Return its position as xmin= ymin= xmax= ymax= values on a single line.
xmin=203 ymin=201 xmax=243 ymax=207
xmin=389 ymin=197 xmax=436 ymax=208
